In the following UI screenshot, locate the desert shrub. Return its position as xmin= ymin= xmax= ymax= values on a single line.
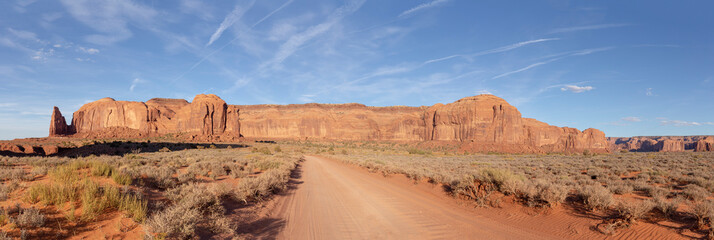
xmin=608 ymin=181 xmax=634 ymax=195
xmin=653 ymin=196 xmax=680 ymax=220
xmin=613 ymin=200 xmax=654 ymax=225
xmin=15 ymin=208 xmax=45 ymax=228
xmin=645 ymin=186 xmax=669 ymax=199
xmin=255 ymin=160 xmax=283 ymax=171
xmin=407 ymin=148 xmax=430 ymax=155
xmin=577 ymin=185 xmax=614 ymax=211
xmin=0 ymin=185 xmax=9 ymax=201
xmin=146 ymin=167 xmax=175 ymax=189
xmin=236 ymin=170 xmax=289 ymax=202
xmin=149 ymin=182 xmax=235 ymax=238
xmin=274 ymin=146 xmax=282 ymax=153
xmin=0 ymin=168 xmax=25 ymax=181
xmin=526 ymin=181 xmax=569 ymax=208
xmin=478 ymin=168 xmax=523 ymax=192
xmin=692 ymin=200 xmax=714 ymax=229
xmin=252 ymin=147 xmax=272 ymax=155
xmin=146 ymin=204 xmax=201 ymax=240
xmin=29 ymin=166 xmax=47 ymax=177
xmin=681 ymin=184 xmax=709 ymax=202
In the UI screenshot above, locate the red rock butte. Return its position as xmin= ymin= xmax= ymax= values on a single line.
xmin=49 ymin=94 xmax=610 ymax=154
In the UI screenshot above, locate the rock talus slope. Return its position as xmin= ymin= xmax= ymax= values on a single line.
xmin=49 ymin=94 xmax=609 ymax=153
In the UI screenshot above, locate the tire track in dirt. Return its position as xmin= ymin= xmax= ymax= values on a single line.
xmin=263 ymin=155 xmax=558 ymax=240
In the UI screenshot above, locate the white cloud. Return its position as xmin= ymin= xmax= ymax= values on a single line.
xmin=646 ymin=87 xmax=654 ymax=96
xmin=621 ymin=117 xmax=641 ymax=122
xmin=298 ymin=94 xmax=315 ymax=103
xmin=660 ymin=120 xmax=704 ymax=127
xmin=206 ymin=0 xmax=256 ymax=46
xmin=79 ymin=47 xmax=99 ymax=54
xmin=475 ymin=90 xmax=492 ymax=95
xmin=399 ymin=0 xmax=448 ymax=18
xmin=560 ymin=85 xmax=594 ymax=93
xmin=130 ymin=78 xmax=145 ymax=92
xmin=60 ymin=0 xmax=157 ymax=45
xmin=31 ymin=48 xmax=55 ymax=61
xmin=549 ymin=23 xmax=631 ymax=34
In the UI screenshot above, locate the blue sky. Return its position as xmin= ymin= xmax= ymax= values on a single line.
xmin=0 ymin=0 xmax=712 ymax=139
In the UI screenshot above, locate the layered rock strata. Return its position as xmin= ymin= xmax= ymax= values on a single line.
xmin=48 ymin=94 xmax=609 ymax=154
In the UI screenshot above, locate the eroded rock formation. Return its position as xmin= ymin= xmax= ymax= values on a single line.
xmin=49 ymin=107 xmax=71 ymax=136
xmin=609 ymin=136 xmax=711 ymax=152
xmin=48 ymin=94 xmax=610 ymax=154
xmin=695 ymin=137 xmax=714 ymax=152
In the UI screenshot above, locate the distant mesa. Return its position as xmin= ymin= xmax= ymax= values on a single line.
xmin=45 ymin=94 xmax=612 ymax=154
xmin=609 ymin=136 xmax=713 ymax=152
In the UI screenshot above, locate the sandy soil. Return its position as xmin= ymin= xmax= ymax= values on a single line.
xmin=261 ymin=155 xmax=557 ymax=240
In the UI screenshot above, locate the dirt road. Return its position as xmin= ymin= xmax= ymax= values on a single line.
xmin=264 ymin=155 xmax=556 ymax=240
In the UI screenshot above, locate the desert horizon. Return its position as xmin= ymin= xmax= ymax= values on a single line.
xmin=1 ymin=0 xmax=712 ymax=239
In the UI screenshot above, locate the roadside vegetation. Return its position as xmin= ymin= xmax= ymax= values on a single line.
xmin=288 ymin=141 xmax=714 ymax=238
xmin=0 ymin=141 xmax=301 ymax=239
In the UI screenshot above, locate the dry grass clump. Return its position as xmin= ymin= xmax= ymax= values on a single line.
xmin=235 ymin=157 xmax=300 ymax=203
xmin=518 ymin=181 xmax=570 ymax=208
xmin=577 ymin=185 xmax=614 ymax=211
xmin=652 ymin=196 xmax=681 ymax=220
xmin=146 ymin=182 xmax=237 ymax=239
xmin=691 ymin=200 xmax=714 ymax=229
xmin=681 ymin=184 xmax=709 ymax=202
xmin=14 ymin=207 xmax=45 ymax=228
xmin=614 ymin=199 xmax=654 ymax=225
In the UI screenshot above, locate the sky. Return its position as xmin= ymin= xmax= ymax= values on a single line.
xmin=0 ymin=0 xmax=712 ymax=139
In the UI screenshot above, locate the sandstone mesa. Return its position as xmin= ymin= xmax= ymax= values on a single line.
xmin=46 ymin=94 xmax=610 ymax=154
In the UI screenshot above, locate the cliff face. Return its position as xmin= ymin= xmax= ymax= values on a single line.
xmin=48 ymin=94 xmax=609 ymax=153
xmin=696 ymin=137 xmax=714 ymax=152
xmin=609 ymin=136 xmax=711 ymax=152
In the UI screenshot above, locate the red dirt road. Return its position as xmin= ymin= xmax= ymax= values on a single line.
xmin=267 ymin=155 xmax=556 ymax=240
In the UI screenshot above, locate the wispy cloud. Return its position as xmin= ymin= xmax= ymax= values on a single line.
xmin=646 ymin=87 xmax=654 ymax=96
xmin=560 ymin=85 xmax=594 ymax=93
xmin=621 ymin=117 xmax=642 ymax=122
xmin=7 ymin=28 xmax=40 ymax=42
xmin=180 ymin=0 xmax=214 ymax=20
xmin=206 ymin=0 xmax=256 ymax=46
xmin=60 ymin=0 xmax=157 ymax=45
xmin=492 ymin=47 xmax=613 ymax=79
xmin=549 ymin=23 xmax=631 ymax=34
xmin=298 ymin=94 xmax=315 ymax=103
xmin=0 ymin=103 xmax=18 ymax=108
xmin=493 ymin=58 xmax=559 ymax=79
xmin=424 ymin=38 xmax=559 ymax=65
xmin=660 ymin=119 xmax=714 ymax=127
xmin=399 ymin=0 xmax=448 ymax=18
xmin=129 ymin=78 xmax=145 ymax=92
xmin=263 ymin=0 xmax=366 ymax=68
xmin=78 ymin=47 xmax=99 ymax=54
xmin=251 ymin=0 xmax=294 ymax=28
